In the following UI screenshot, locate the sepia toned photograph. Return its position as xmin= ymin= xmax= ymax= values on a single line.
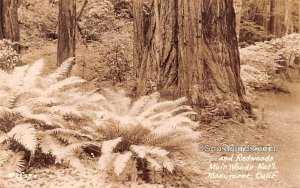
xmin=0 ymin=0 xmax=299 ymax=187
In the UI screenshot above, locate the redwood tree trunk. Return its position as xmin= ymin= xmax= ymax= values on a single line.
xmin=299 ymin=1 xmax=300 ymax=32
xmin=133 ymin=0 xmax=249 ymax=113
xmin=233 ymin=0 xmax=242 ymax=40
xmin=269 ymin=0 xmax=276 ymax=35
xmin=0 ymin=0 xmax=20 ymax=52
xmin=0 ymin=0 xmax=3 ymax=39
xmin=253 ymin=0 xmax=267 ymax=26
xmin=57 ymin=0 xmax=76 ymax=67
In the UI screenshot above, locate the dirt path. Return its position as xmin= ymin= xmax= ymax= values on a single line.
xmin=197 ymin=82 xmax=300 ymax=188
xmin=258 ymin=82 xmax=300 ymax=187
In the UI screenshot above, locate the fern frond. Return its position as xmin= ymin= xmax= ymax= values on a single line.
xmin=129 ymin=93 xmax=160 ymax=116
xmin=113 ymin=151 xmax=132 ymax=176
xmin=23 ymin=59 xmax=44 ymax=88
xmin=102 ymin=89 xmax=128 ymax=103
xmin=55 ymin=143 xmax=85 ymax=162
xmin=25 ymin=97 xmax=59 ymax=107
xmin=147 ymin=112 xmax=172 ymax=121
xmin=38 ymin=133 xmax=58 ymax=154
xmin=100 ymin=89 xmax=131 ymax=115
xmin=8 ymin=95 xmax=19 ymax=109
xmin=162 ymin=158 xmax=174 ymax=172
xmin=145 ymin=156 xmax=162 ymax=171
xmin=55 ymin=133 xmax=79 ymax=144
xmin=101 ymin=137 xmax=122 ymax=154
xmin=138 ymin=97 xmax=188 ymax=119
xmin=98 ymin=153 xmax=116 ymax=171
xmin=14 ymin=106 xmax=53 ymax=125
xmin=38 ymin=133 xmax=91 ymax=162
xmin=179 ymin=111 xmax=198 ymax=117
xmin=45 ymin=57 xmax=75 ymax=83
xmin=70 ymin=92 xmax=105 ymax=106
xmin=1 ymin=151 xmax=25 ymax=174
xmin=154 ymin=128 xmax=199 ymax=142
xmin=9 ymin=65 xmax=29 ymax=88
xmin=149 ymin=116 xmax=197 ymax=131
xmin=48 ymin=105 xmax=82 ymax=118
xmin=45 ymin=77 xmax=85 ymax=95
xmin=7 ymin=124 xmax=37 ymax=152
xmin=47 ymin=128 xmax=93 ymax=140
xmin=168 ymin=105 xmax=194 ymax=115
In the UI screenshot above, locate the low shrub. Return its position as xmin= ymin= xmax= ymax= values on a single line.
xmin=0 ymin=40 xmax=22 ymax=72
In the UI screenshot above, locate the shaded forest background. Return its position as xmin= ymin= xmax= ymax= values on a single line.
xmin=239 ymin=0 xmax=300 ymax=45
xmin=8 ymin=0 xmax=300 ymax=89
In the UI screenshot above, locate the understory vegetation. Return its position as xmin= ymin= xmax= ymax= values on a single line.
xmin=240 ymin=33 xmax=300 ymax=95
xmin=0 ymin=58 xmax=200 ymax=185
xmin=0 ymin=40 xmax=22 ymax=72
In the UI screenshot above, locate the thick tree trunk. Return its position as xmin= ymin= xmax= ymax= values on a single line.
xmin=57 ymin=0 xmax=76 ymax=68
xmin=0 ymin=0 xmax=20 ymax=52
xmin=133 ymin=0 xmax=249 ymax=113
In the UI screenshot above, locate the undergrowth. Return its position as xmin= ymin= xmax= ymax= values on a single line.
xmin=0 ymin=59 xmax=200 ymax=185
xmin=0 ymin=40 xmax=22 ymax=72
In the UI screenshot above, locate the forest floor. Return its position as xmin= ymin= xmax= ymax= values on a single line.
xmin=257 ymin=82 xmax=300 ymax=187
xmin=197 ymin=81 xmax=300 ymax=188
xmin=2 ymin=81 xmax=299 ymax=188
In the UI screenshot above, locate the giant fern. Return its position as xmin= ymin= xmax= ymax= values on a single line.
xmin=0 ymin=58 xmax=201 ymax=184
xmin=0 ymin=59 xmax=103 ymax=170
xmin=94 ymin=90 xmax=200 ymax=183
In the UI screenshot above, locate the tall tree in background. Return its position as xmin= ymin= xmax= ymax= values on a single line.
xmin=133 ymin=0 xmax=250 ymax=113
xmin=234 ymin=0 xmax=243 ymax=40
xmin=0 ymin=0 xmax=20 ymax=52
xmin=299 ymin=0 xmax=300 ymax=32
xmin=269 ymin=0 xmax=276 ymax=35
xmin=246 ymin=0 xmax=299 ymax=37
xmin=284 ymin=0 xmax=292 ymax=34
xmin=57 ymin=0 xmax=76 ymax=68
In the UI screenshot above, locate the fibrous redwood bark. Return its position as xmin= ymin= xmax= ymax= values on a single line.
xmin=57 ymin=0 xmax=76 ymax=67
xmin=0 ymin=0 xmax=20 ymax=52
xmin=133 ymin=0 xmax=249 ymax=112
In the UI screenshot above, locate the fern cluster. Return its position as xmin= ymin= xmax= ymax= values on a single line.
xmin=94 ymin=90 xmax=200 ymax=183
xmin=0 ymin=59 xmax=200 ymax=184
xmin=0 ymin=59 xmax=103 ymax=175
